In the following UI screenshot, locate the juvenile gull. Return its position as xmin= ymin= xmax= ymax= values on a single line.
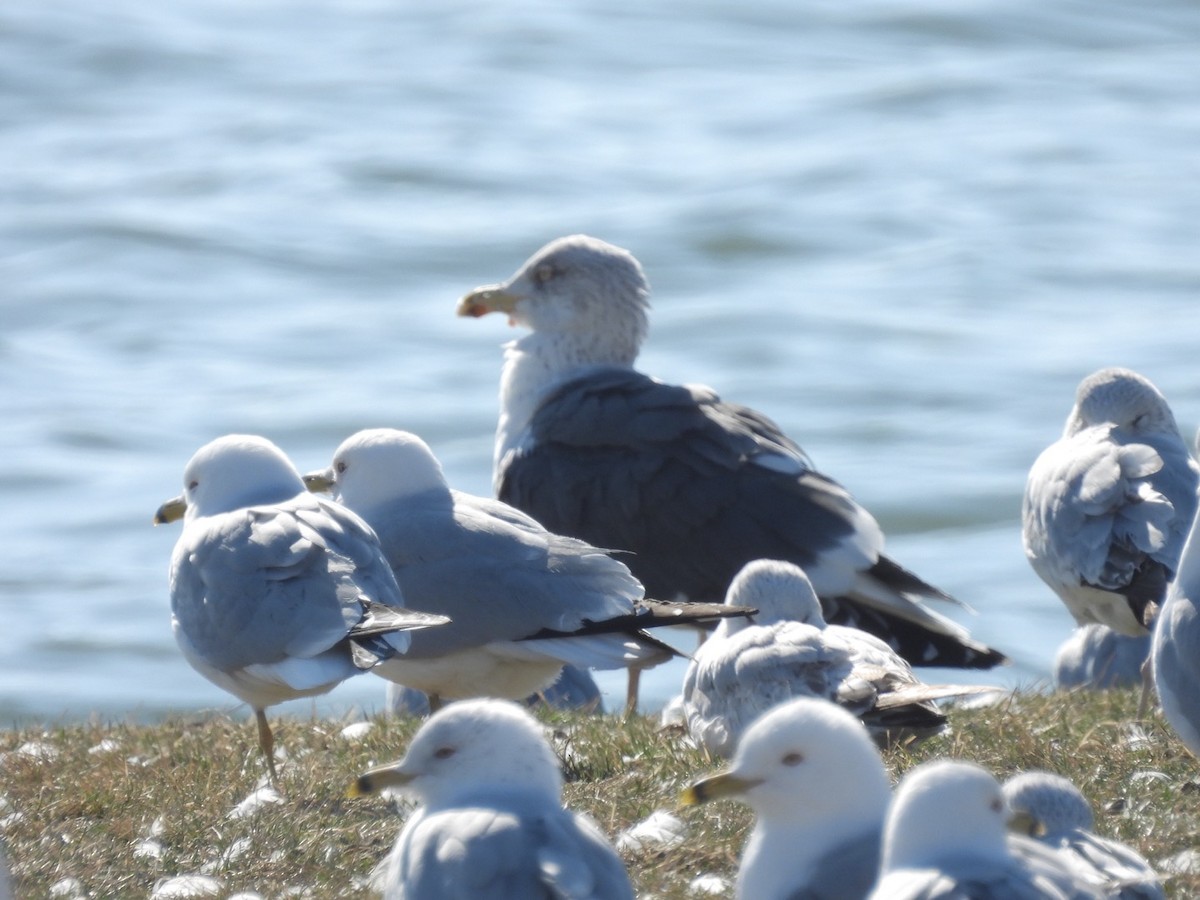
xmin=457 ymin=234 xmax=1004 ymax=671
xmin=868 ymin=760 xmax=1108 ymax=900
xmin=305 ymin=428 xmax=750 ymax=712
xmin=1053 ymin=624 xmax=1150 ymax=692
xmin=680 ymin=696 xmax=892 ymax=900
xmin=1003 ymin=771 xmax=1164 ymax=899
xmin=680 ymin=559 xmax=994 ymax=758
xmin=347 ymin=698 xmax=633 ymax=900
xmin=154 ymin=434 xmax=448 ymax=781
xmin=1023 ymin=367 xmax=1198 ymax=637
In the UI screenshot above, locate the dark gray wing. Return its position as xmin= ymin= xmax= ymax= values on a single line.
xmin=787 ymin=825 xmax=881 ymax=900
xmin=500 ymin=367 xmax=1005 ymax=669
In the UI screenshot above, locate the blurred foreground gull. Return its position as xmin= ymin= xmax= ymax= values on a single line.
xmin=154 ymin=434 xmax=448 ymax=782
xmin=868 ymin=760 xmax=1107 ymax=900
xmin=681 ymin=696 xmax=891 ymax=900
xmin=457 ymin=234 xmax=1005 ymax=671
xmin=1023 ymin=367 xmax=1198 ymax=637
xmin=1003 ymin=771 xmax=1164 ymax=899
xmin=348 ymin=698 xmax=633 ymax=900
xmin=1151 ymin=499 xmax=1200 ymax=759
xmin=1053 ymin=624 xmax=1150 ymax=692
xmin=681 ymin=559 xmax=996 ymax=757
xmin=305 ymin=428 xmax=751 ymax=712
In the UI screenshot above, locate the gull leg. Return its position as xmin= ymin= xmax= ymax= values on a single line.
xmin=1137 ymin=657 xmax=1155 ymax=720
xmin=624 ymin=667 xmax=641 ymax=717
xmin=255 ymin=708 xmax=279 ymax=785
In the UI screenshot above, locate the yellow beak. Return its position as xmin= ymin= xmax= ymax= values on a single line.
xmin=153 ymin=495 xmax=187 ymax=525
xmin=456 ymin=285 xmax=520 ymax=319
xmin=303 ymin=468 xmax=336 ymax=494
xmin=679 ymin=771 xmax=763 ymax=807
xmin=346 ymin=761 xmax=416 ymax=799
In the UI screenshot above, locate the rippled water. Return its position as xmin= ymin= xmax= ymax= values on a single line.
xmin=3 ymin=0 xmax=1200 ymax=724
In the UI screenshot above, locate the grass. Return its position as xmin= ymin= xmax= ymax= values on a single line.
xmin=1 ymin=689 xmax=1197 ymax=898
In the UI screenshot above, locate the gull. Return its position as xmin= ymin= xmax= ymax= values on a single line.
xmin=1003 ymin=770 xmax=1164 ymax=899
xmin=1053 ymin=624 xmax=1150 ymax=692
xmin=680 ymin=696 xmax=892 ymax=900
xmin=154 ymin=434 xmax=448 ymax=782
xmin=1023 ymin=367 xmax=1198 ymax=637
xmin=868 ymin=760 xmax=1107 ymax=900
xmin=347 ymin=698 xmax=633 ymax=899
xmin=681 ymin=559 xmax=996 ymax=758
xmin=1151 ymin=494 xmax=1200 ymax=759
xmin=457 ymin=234 xmax=1004 ymax=671
xmin=304 ymin=428 xmax=750 ymax=713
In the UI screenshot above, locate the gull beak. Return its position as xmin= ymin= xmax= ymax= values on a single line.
xmin=346 ymin=760 xmax=417 ymax=799
xmin=154 ymin=495 xmax=187 ymax=525
xmin=679 ymin=771 xmax=764 ymax=807
xmin=303 ymin=468 xmax=336 ymax=494
xmin=1007 ymin=809 xmax=1045 ymax=838
xmin=456 ymin=284 xmax=521 ymax=320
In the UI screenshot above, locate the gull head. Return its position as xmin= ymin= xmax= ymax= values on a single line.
xmin=305 ymin=428 xmax=449 ymax=512
xmin=456 ymin=235 xmax=650 ymax=366
xmin=161 ymin=434 xmax=305 ymax=522
xmin=1066 ymin=367 xmax=1179 ymax=438
xmin=1002 ymin=771 xmax=1093 ymax=839
xmin=681 ymin=697 xmax=890 ymax=827
xmin=881 ymin=759 xmax=1012 ymax=872
xmin=348 ymin=699 xmax=563 ymax=809
xmin=722 ymin=559 xmax=826 ymax=635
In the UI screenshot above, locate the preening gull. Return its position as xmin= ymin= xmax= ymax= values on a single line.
xmin=154 ymin=434 xmax=448 ymax=782
xmin=1151 ymin=497 xmax=1200 ymax=759
xmin=1023 ymin=367 xmax=1198 ymax=637
xmin=1053 ymin=624 xmax=1150 ymax=692
xmin=347 ymin=698 xmax=633 ymax=900
xmin=304 ymin=428 xmax=751 ymax=712
xmin=680 ymin=696 xmax=891 ymax=900
xmin=457 ymin=234 xmax=1005 ymax=671
xmin=1003 ymin=771 xmax=1164 ymax=899
xmin=868 ymin=760 xmax=1107 ymax=900
xmin=680 ymin=559 xmax=995 ymax=758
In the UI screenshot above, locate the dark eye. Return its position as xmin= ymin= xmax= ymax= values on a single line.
xmin=990 ymin=797 xmax=1003 ymax=813
xmin=188 ymin=480 xmax=199 ymax=491
xmin=336 ymin=461 xmax=347 ymax=474
xmin=433 ymin=747 xmax=456 ymax=760
xmin=781 ymin=752 xmax=804 ymax=767
xmin=533 ymin=263 xmax=557 ymax=285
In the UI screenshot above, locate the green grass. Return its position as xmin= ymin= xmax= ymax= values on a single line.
xmin=1 ymin=689 xmax=1196 ymax=897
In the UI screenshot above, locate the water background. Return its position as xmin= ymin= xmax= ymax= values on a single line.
xmin=4 ymin=0 xmax=1200 ymax=725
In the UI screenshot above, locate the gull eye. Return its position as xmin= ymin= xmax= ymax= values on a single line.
xmin=533 ymin=263 xmax=557 ymax=285
xmin=335 ymin=461 xmax=347 ymax=474
xmin=781 ymin=752 xmax=804 ymax=767
xmin=188 ymin=480 xmax=199 ymax=491
xmin=990 ymin=797 xmax=1003 ymax=813
xmin=433 ymin=747 xmax=456 ymax=760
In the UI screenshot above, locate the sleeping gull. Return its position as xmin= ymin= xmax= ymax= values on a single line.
xmin=680 ymin=559 xmax=995 ymax=758
xmin=1151 ymin=496 xmax=1200 ymax=759
xmin=1003 ymin=771 xmax=1164 ymax=899
xmin=304 ymin=428 xmax=751 ymax=713
xmin=868 ymin=760 xmax=1108 ymax=900
xmin=347 ymin=698 xmax=633 ymax=900
xmin=680 ymin=696 xmax=891 ymax=900
xmin=1023 ymin=367 xmax=1198 ymax=638
xmin=457 ymin=234 xmax=1005 ymax=672
xmin=153 ymin=434 xmax=448 ymax=782
xmin=1053 ymin=624 xmax=1150 ymax=692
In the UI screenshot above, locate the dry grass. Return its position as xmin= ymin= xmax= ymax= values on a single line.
xmin=0 ymin=689 xmax=1197 ymax=897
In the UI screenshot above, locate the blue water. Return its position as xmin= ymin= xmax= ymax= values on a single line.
xmin=3 ymin=0 xmax=1200 ymax=724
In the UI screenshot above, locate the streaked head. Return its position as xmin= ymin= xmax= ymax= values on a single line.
xmin=1002 ymin=771 xmax=1094 ymax=839
xmin=724 ymin=559 xmax=825 ymax=632
xmin=1066 ymin=367 xmax=1178 ymax=437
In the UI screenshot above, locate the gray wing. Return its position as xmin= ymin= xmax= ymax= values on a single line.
xmin=789 ymin=825 xmax=881 ymax=900
xmin=169 ymin=494 xmax=418 ymax=673
xmin=1023 ymin=426 xmax=1199 ymax=632
xmin=1151 ymin=559 xmax=1200 ymax=756
xmin=362 ymin=488 xmax=646 ymax=659
xmin=869 ymin=865 xmax=1074 ymax=900
xmin=390 ymin=804 xmax=632 ymax=900
xmin=501 ymin=367 xmax=1005 ymax=669
xmin=1064 ymin=832 xmax=1164 ymax=900
xmin=1053 ymin=624 xmax=1149 ymax=691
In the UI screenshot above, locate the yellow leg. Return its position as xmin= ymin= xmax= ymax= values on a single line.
xmin=624 ymin=667 xmax=641 ymax=717
xmin=255 ymin=708 xmax=279 ymax=785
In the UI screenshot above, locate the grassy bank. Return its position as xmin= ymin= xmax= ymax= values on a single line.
xmin=1 ymin=688 xmax=1196 ymax=898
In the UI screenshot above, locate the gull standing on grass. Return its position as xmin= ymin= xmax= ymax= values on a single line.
xmin=347 ymin=698 xmax=633 ymax=900
xmin=680 ymin=696 xmax=892 ymax=900
xmin=1023 ymin=367 xmax=1198 ymax=639
xmin=154 ymin=434 xmax=449 ymax=783
xmin=1003 ymin=771 xmax=1164 ymax=900
xmin=868 ymin=760 xmax=1108 ymax=900
xmin=304 ymin=428 xmax=751 ymax=713
xmin=680 ymin=559 xmax=996 ymax=758
xmin=457 ymin=234 xmax=1005 ymax=673
xmin=1151 ymin=498 xmax=1200 ymax=760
